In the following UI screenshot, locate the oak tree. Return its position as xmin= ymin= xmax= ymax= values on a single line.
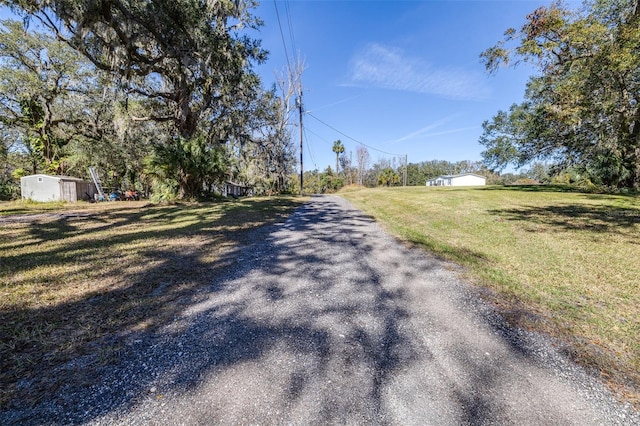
xmin=480 ymin=0 xmax=640 ymax=188
xmin=4 ymin=0 xmax=268 ymax=197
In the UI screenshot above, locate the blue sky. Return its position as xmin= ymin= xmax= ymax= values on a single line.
xmin=251 ymin=0 xmax=577 ymax=172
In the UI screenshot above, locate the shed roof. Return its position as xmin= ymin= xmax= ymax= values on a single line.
xmin=23 ymin=174 xmax=88 ymax=182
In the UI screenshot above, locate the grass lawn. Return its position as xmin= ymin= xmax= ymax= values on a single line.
xmin=340 ymin=185 xmax=640 ymax=406
xmin=0 ymin=197 xmax=304 ymax=409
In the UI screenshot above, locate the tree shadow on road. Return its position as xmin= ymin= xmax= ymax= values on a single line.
xmin=1 ymin=196 xmax=422 ymax=424
xmin=0 ymin=198 xmax=300 ymax=418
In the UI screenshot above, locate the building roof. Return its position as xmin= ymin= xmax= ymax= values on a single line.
xmin=23 ymin=174 xmax=89 ymax=182
xmin=428 ymin=173 xmax=486 ymax=180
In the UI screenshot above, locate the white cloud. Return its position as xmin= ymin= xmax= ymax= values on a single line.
xmin=415 ymin=126 xmax=480 ymax=139
xmin=392 ymin=115 xmax=458 ymax=143
xmin=313 ymin=95 xmax=364 ymax=112
xmin=346 ymin=43 xmax=490 ymax=100
xmin=392 ymin=123 xmax=478 ymax=144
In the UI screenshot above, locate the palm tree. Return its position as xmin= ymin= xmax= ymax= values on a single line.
xmin=332 ymin=140 xmax=345 ymax=173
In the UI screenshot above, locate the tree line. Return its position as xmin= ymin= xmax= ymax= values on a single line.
xmin=0 ymin=0 xmax=297 ymax=200
xmin=295 ymin=141 xmax=566 ymax=194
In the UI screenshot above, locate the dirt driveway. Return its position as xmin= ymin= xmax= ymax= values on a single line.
xmin=3 ymin=195 xmax=637 ymax=424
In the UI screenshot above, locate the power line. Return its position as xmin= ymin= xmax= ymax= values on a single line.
xmin=303 ymin=127 xmax=318 ymax=170
xmin=273 ymin=0 xmax=292 ymax=72
xmin=284 ymin=0 xmax=297 ymax=56
xmin=305 ymin=112 xmax=405 ymax=157
xmin=304 ymin=126 xmax=333 ymax=146
xmin=274 ymin=0 xmax=304 ymax=193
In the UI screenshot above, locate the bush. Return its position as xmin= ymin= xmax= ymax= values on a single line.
xmin=0 ymin=177 xmax=20 ymax=201
xmin=149 ymin=179 xmax=180 ymax=203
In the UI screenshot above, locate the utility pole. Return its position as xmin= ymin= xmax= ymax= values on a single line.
xmin=297 ymin=89 xmax=303 ymax=196
xmin=350 ymin=151 xmax=353 ymax=185
xmin=403 ymin=154 xmax=408 ymax=186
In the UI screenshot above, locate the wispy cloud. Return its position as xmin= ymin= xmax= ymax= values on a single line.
xmin=346 ymin=43 xmax=490 ymax=100
xmin=392 ymin=115 xmax=459 ymax=143
xmin=313 ymin=95 xmax=364 ymax=112
xmin=416 ymin=126 xmax=480 ymax=139
xmin=391 ymin=122 xmax=478 ymax=144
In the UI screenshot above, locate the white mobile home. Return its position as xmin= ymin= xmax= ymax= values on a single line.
xmin=21 ymin=174 xmax=96 ymax=202
xmin=426 ymin=173 xmax=486 ymax=187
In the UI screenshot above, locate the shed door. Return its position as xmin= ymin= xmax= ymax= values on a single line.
xmin=61 ymin=181 xmax=77 ymax=202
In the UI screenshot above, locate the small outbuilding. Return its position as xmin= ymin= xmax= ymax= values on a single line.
xmin=222 ymin=181 xmax=253 ymax=198
xmin=426 ymin=173 xmax=486 ymax=187
xmin=21 ymin=174 xmax=97 ymax=202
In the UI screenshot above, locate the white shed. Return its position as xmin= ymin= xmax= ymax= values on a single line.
xmin=21 ymin=174 xmax=96 ymax=202
xmin=426 ymin=173 xmax=486 ymax=187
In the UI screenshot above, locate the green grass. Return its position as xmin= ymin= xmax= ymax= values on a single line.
xmin=341 ymin=185 xmax=640 ymax=406
xmin=0 ymin=197 xmax=305 ymax=409
xmin=0 ymin=199 xmax=76 ymax=216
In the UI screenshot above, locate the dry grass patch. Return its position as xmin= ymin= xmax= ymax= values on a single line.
xmin=341 ymin=185 xmax=640 ymax=407
xmin=0 ymin=197 xmax=304 ymax=409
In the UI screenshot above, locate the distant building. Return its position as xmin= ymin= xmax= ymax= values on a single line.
xmin=426 ymin=173 xmax=487 ymax=187
xmin=21 ymin=174 xmax=96 ymax=202
xmin=223 ymin=181 xmax=252 ymax=198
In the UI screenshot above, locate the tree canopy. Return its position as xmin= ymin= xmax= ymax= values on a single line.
xmin=4 ymin=0 xmax=266 ymax=138
xmin=1 ymin=0 xmax=300 ymax=199
xmin=480 ymin=0 xmax=640 ymax=188
xmin=332 ymin=139 xmax=344 ymax=174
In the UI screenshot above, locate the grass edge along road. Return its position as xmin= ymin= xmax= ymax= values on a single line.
xmin=0 ymin=196 xmax=305 ymax=410
xmin=340 ymin=185 xmax=640 ymax=408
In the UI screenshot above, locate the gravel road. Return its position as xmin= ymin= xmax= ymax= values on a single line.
xmin=4 ymin=195 xmax=638 ymax=425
